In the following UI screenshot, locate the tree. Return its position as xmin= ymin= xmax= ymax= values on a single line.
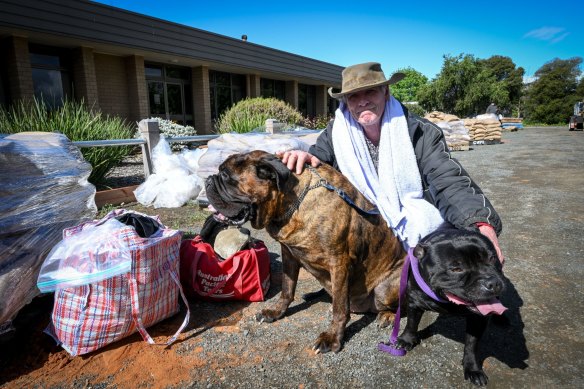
xmin=523 ymin=57 xmax=582 ymax=124
xmin=481 ymin=55 xmax=525 ymax=115
xmin=575 ymin=76 xmax=584 ymax=101
xmin=417 ymin=54 xmax=507 ymax=117
xmin=390 ymin=67 xmax=428 ymax=102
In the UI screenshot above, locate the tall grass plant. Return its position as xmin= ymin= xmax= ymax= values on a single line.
xmin=0 ymin=98 xmax=135 ymax=188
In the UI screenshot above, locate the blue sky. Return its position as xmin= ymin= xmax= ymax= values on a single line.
xmin=94 ymin=0 xmax=582 ymax=81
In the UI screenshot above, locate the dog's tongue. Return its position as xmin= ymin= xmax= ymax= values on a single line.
xmin=208 ymin=205 xmax=227 ymax=221
xmin=444 ymin=293 xmax=507 ymax=315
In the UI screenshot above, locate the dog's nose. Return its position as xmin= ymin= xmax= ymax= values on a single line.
xmin=481 ymin=276 xmax=503 ymax=294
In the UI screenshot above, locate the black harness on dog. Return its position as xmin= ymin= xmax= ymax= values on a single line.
xmin=280 ymin=165 xmax=380 ymax=220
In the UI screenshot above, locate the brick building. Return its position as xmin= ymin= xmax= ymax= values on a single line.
xmin=0 ymin=0 xmax=342 ymax=134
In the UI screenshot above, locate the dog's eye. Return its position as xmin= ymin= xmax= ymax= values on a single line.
xmin=450 ymin=267 xmax=464 ymax=273
xmin=220 ymin=170 xmax=233 ymax=181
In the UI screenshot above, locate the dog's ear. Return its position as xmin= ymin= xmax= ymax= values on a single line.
xmin=256 ymin=154 xmax=290 ymax=191
xmin=413 ymin=244 xmax=426 ymax=259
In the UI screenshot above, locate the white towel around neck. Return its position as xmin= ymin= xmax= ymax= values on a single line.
xmin=331 ymin=96 xmax=444 ymax=248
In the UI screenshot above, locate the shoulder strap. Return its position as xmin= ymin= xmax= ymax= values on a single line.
xmin=128 ymin=263 xmax=190 ymax=346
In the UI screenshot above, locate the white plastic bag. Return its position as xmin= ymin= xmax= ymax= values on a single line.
xmin=37 ymin=219 xmax=132 ymax=292
xmin=133 ymin=136 xmax=204 ymax=208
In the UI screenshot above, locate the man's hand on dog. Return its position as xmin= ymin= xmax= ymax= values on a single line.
xmin=277 ymin=150 xmax=321 ymax=174
xmin=477 ymin=223 xmax=504 ymax=265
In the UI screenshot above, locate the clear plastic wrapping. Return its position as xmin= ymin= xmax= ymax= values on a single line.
xmin=196 ymin=132 xmax=314 ymax=181
xmin=37 ymin=219 xmax=131 ymax=292
xmin=0 ymin=132 xmax=97 ymax=333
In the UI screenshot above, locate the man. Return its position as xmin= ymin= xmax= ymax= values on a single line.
xmin=279 ymin=62 xmax=503 ymax=261
xmin=486 ymin=102 xmax=500 ymax=116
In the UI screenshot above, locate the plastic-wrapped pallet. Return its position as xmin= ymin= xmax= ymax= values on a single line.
xmin=196 ymin=132 xmax=315 ymax=181
xmin=435 ymin=121 xmax=471 ymax=151
xmin=0 ymin=132 xmax=97 ymax=335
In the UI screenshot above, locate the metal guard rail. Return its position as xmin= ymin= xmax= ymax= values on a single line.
xmin=71 ymin=131 xmax=318 ymax=148
xmin=72 ymin=134 xmax=220 ymax=148
xmin=70 ymin=127 xmax=320 ymax=179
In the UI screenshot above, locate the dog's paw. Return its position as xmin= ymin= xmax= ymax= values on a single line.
xmin=312 ymin=331 xmax=341 ymax=354
xmin=464 ymin=369 xmax=488 ymax=386
xmin=375 ymin=311 xmax=395 ymax=328
xmin=395 ymin=333 xmax=419 ymax=351
xmin=255 ymin=309 xmax=282 ymax=323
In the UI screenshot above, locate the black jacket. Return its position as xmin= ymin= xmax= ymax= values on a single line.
xmin=308 ymin=106 xmax=502 ymax=235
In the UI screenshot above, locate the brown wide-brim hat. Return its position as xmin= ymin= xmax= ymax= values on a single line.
xmin=328 ymin=62 xmax=405 ymax=99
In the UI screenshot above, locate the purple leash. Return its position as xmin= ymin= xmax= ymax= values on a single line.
xmin=378 ymin=248 xmax=446 ymax=356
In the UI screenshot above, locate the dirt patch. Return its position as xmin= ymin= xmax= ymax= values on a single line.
xmin=0 ymin=284 xmax=255 ymax=388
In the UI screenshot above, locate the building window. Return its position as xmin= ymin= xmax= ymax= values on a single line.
xmin=29 ymin=45 xmax=71 ymax=109
xmin=0 ymin=67 xmax=6 ymax=108
xmin=145 ymin=64 xmax=192 ymax=125
xmin=209 ymin=70 xmax=246 ymax=121
xmin=260 ymin=78 xmax=285 ymax=101
xmin=298 ymin=84 xmax=316 ymax=118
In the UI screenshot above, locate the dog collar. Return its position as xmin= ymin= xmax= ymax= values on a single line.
xmin=280 ymin=165 xmax=380 ymax=221
xmin=378 ymin=248 xmax=446 ymax=357
xmin=410 ymin=254 xmax=447 ymax=303
xmin=279 ymin=171 xmax=326 ymax=221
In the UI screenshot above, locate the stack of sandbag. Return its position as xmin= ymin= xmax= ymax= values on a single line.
xmin=425 ymin=111 xmax=461 ymax=124
xmin=500 ymin=117 xmax=524 ymax=131
xmin=425 ymin=112 xmax=471 ymax=150
xmin=463 ymin=114 xmax=503 ymax=142
xmin=0 ymin=132 xmax=97 ymax=335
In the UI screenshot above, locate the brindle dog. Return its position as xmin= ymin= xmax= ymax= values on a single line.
xmin=205 ymin=150 xmax=405 ymax=353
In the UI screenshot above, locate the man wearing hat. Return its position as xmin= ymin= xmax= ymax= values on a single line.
xmin=280 ymin=62 xmax=503 ymax=260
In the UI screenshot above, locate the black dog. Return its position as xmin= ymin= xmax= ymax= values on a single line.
xmin=394 ymin=228 xmax=506 ymax=386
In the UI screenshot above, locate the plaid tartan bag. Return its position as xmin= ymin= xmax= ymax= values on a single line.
xmin=47 ymin=209 xmax=190 ymax=356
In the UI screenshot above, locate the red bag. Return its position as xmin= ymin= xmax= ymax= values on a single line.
xmin=179 ymin=236 xmax=270 ymax=302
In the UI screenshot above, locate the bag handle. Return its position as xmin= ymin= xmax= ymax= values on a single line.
xmin=127 ymin=263 xmax=190 ymax=346
xmin=191 ymin=249 xmax=242 ymax=297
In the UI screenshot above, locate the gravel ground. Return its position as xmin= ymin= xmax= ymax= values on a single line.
xmin=176 ymin=127 xmax=584 ymax=388
xmin=102 ymin=152 xmax=146 ymax=188
xmin=2 ymin=127 xmax=583 ymax=389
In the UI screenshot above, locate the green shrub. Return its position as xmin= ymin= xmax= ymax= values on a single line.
xmin=135 ymin=117 xmax=196 ymax=150
xmin=302 ymin=114 xmax=333 ymax=130
xmin=0 ymin=98 xmax=134 ymax=188
xmin=215 ymin=97 xmax=303 ymax=133
xmin=403 ymin=102 xmax=426 ymax=117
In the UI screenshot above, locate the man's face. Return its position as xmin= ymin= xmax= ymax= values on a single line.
xmin=346 ymin=87 xmax=387 ymax=127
